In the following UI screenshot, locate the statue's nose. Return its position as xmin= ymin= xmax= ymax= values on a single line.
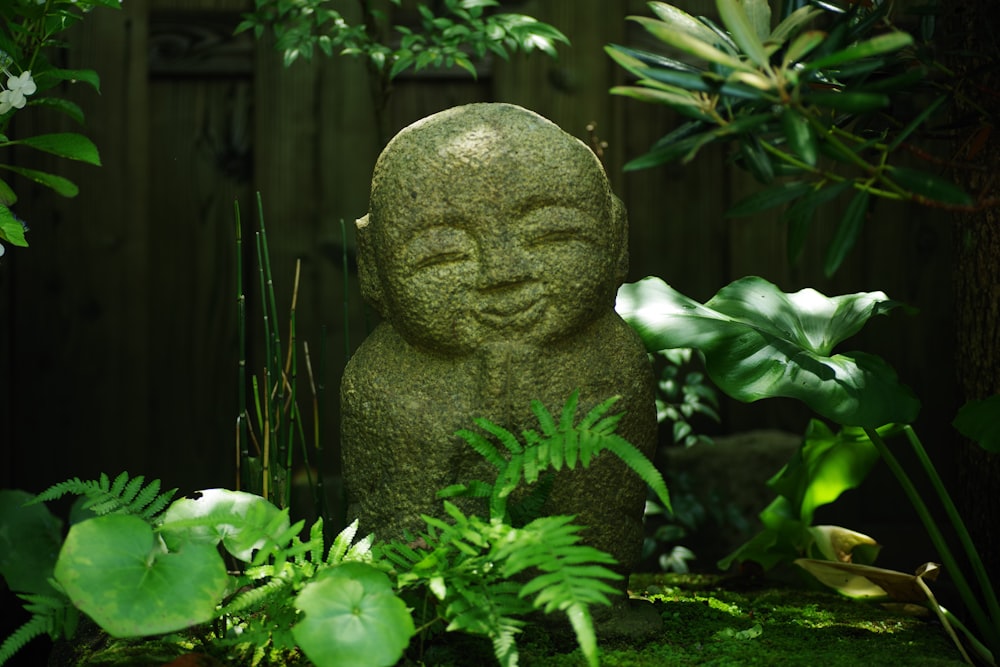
xmin=476 ymin=237 xmax=533 ymax=290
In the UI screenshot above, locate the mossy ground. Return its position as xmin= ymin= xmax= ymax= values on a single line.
xmin=514 ymin=573 xmax=967 ymax=667
xmin=56 ymin=573 xmax=968 ymax=666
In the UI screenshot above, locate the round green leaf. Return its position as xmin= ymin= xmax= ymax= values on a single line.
xmin=616 ymin=276 xmax=920 ymax=427
xmin=54 ymin=514 xmax=228 ymax=637
xmin=160 ymin=488 xmax=289 ymax=562
xmin=293 ymin=562 xmax=414 ymax=667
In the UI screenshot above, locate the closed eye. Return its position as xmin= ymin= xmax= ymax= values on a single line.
xmin=412 ymin=250 xmax=472 ymax=271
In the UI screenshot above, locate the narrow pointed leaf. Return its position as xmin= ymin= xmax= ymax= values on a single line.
xmin=726 ymin=180 xmax=814 ymax=217
xmin=781 ymin=108 xmax=817 ymax=166
xmin=631 ymin=16 xmax=754 ymax=72
xmin=802 ymin=32 xmax=913 ymax=70
xmin=717 ymin=0 xmax=771 ymax=68
xmin=647 ymin=2 xmax=727 ymax=48
xmin=0 ymin=165 xmax=78 ymax=197
xmin=824 ymin=189 xmax=869 ymax=276
xmin=889 ymin=166 xmax=973 ymax=206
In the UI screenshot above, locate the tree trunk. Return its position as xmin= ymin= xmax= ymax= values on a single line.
xmin=948 ymin=2 xmax=1000 ymax=575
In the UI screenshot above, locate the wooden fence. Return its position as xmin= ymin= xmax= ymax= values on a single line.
xmin=0 ymin=0 xmax=957 ymax=513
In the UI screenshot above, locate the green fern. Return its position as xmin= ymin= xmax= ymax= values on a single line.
xmin=27 ymin=471 xmax=177 ymax=520
xmin=379 ymin=500 xmax=619 ymax=667
xmin=443 ymin=390 xmax=672 ymax=523
xmin=0 ymin=593 xmax=78 ymax=667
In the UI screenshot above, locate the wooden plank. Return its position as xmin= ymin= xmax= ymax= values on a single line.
xmin=6 ymin=2 xmax=152 ymax=490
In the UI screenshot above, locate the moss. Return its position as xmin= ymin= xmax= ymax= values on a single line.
xmin=516 ymin=574 xmax=967 ymax=667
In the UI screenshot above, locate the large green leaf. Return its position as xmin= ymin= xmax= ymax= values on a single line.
xmin=0 ymin=490 xmax=62 ymax=595
xmin=768 ymin=420 xmax=880 ymax=524
xmin=159 ymin=488 xmax=289 ymax=562
xmin=54 ymin=514 xmax=228 ymax=637
xmin=293 ymin=562 xmax=414 ymax=667
xmin=616 ymin=276 xmax=920 ymax=427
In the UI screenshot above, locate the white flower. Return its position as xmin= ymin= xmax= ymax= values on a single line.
xmin=0 ymin=90 xmax=13 ymax=115
xmin=4 ymin=71 xmax=36 ymax=109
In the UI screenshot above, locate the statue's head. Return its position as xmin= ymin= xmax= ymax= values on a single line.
xmin=357 ymin=103 xmax=628 ymax=354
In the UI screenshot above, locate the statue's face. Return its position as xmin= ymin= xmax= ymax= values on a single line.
xmin=367 ymin=112 xmax=625 ymax=354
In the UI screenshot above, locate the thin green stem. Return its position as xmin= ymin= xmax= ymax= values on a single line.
xmin=235 ymin=201 xmax=248 ymax=491
xmin=904 ymin=427 xmax=1000 ymax=641
xmin=864 ymin=427 xmax=994 ymax=653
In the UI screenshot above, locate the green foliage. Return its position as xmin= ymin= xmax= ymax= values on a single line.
xmin=617 ymin=272 xmax=1000 ymax=662
xmin=293 ymin=562 xmax=414 ymax=667
xmin=378 ymin=503 xmax=621 ymax=667
xmin=0 ymin=0 xmax=117 ymax=252
xmin=607 ymin=0 xmax=974 ymax=274
xmin=27 ymin=470 xmax=178 ymax=520
xmin=617 ymin=275 xmax=920 ymax=428
xmin=1 ymin=391 xmax=663 ymax=666
xmin=0 ymin=594 xmax=78 ymax=667
xmin=718 ymin=419 xmax=886 ymax=571
xmin=653 ymin=348 xmax=720 ymax=447
xmin=0 ymin=489 xmax=62 ymax=596
xmin=237 ymin=0 xmax=568 ymax=75
xmin=441 ymin=389 xmax=673 ymax=521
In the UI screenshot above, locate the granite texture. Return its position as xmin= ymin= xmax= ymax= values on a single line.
xmin=341 ymin=103 xmax=656 ymax=574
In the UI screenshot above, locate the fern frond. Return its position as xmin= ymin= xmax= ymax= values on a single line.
xmin=577 ymin=395 xmax=622 ymax=432
xmin=328 ymin=519 xmax=359 ymax=564
xmin=599 ymin=433 xmax=672 ymax=514
xmin=456 ymin=428 xmax=506 ymax=470
xmin=0 ymin=614 xmax=47 ymax=666
xmin=474 ymin=418 xmax=523 ymax=455
xmin=27 ymin=472 xmax=178 ymax=520
xmin=218 ymin=576 xmax=292 ymax=618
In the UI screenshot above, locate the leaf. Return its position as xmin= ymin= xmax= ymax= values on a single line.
xmin=767 ymin=420 xmax=880 ymax=524
xmin=27 ymin=97 xmax=86 ymax=125
xmin=803 ymin=91 xmax=889 ymax=112
xmin=802 ymin=32 xmax=914 ymax=71
xmin=781 ymin=107 xmax=817 ymax=166
xmin=794 ymin=558 xmax=939 ymax=602
xmin=0 ymin=178 xmax=15 ymax=206
xmin=717 ymin=0 xmax=771 ymax=69
xmin=726 ymin=180 xmax=815 ymax=217
xmin=631 ymin=16 xmax=754 ymax=73
xmin=0 ymin=205 xmax=27 ymax=246
xmin=783 ymin=181 xmax=854 ymax=263
xmin=824 ymin=189 xmax=869 ymax=276
xmin=953 ymin=395 xmax=1000 ymax=453
xmin=35 ymin=68 xmax=101 ymax=93
xmin=769 ymin=7 xmax=824 ymax=48
xmin=159 ymin=488 xmax=290 ymax=562
xmin=0 ymin=490 xmax=62 ymax=595
xmin=0 ymin=165 xmax=78 ymax=197
xmin=616 ymin=276 xmax=920 ymax=427
xmin=293 ymin=562 xmax=414 ymax=667
xmin=646 ymin=2 xmax=726 ymax=48
xmin=783 ymin=30 xmax=825 ymax=66
xmin=888 ymin=166 xmax=973 ymax=207
xmin=54 ymin=514 xmax=228 ymax=637
xmin=13 ymin=133 xmax=101 ymax=166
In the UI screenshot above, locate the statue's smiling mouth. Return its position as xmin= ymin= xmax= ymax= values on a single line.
xmin=475 ymin=296 xmax=545 ymax=329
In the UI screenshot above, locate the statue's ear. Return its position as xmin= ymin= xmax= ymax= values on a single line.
xmin=355 ymin=214 xmax=384 ymax=314
xmin=611 ymin=195 xmax=629 ymax=285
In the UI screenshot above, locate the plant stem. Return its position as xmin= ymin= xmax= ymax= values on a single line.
xmin=904 ymin=426 xmax=1000 ymax=642
xmin=863 ymin=426 xmax=995 ymax=654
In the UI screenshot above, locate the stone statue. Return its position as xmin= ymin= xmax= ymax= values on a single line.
xmin=341 ymin=103 xmax=656 ymax=577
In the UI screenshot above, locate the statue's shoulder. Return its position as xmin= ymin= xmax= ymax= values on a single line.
xmin=342 ymin=324 xmax=467 ymax=396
